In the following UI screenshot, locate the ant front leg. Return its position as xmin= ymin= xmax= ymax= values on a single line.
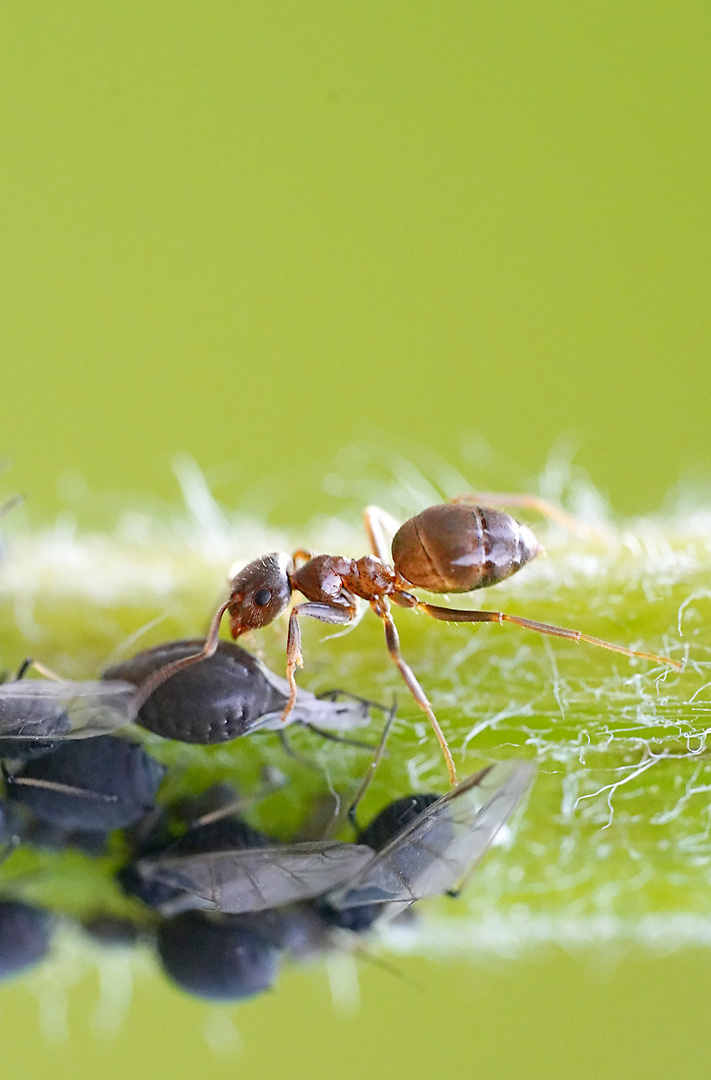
xmin=283 ymin=602 xmax=355 ymax=724
xmin=416 ymin=602 xmax=683 ymax=671
xmin=370 ymin=598 xmax=458 ymax=785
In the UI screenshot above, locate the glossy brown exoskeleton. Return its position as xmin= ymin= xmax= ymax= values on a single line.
xmin=134 ymin=495 xmax=682 ymax=784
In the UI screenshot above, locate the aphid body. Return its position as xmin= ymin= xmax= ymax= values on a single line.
xmin=104 ymin=639 xmax=370 ymax=745
xmin=4 ymin=734 xmax=166 ymax=833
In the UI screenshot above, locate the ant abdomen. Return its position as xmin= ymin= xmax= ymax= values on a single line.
xmin=391 ymin=504 xmax=540 ymax=593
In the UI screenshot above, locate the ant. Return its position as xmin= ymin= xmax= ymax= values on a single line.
xmin=135 ymin=493 xmax=683 ymax=785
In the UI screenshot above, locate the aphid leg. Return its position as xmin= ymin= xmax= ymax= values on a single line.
xmin=0 ymin=493 xmax=23 ymax=521
xmin=282 ymin=603 xmax=355 ymax=724
xmin=298 ymin=723 xmax=376 ymax=751
xmin=452 ymin=492 xmax=606 ymax=542
xmin=14 ymin=658 xmax=33 ymax=680
xmin=0 ymin=833 xmax=22 ymax=868
xmin=371 ymin=599 xmax=458 ymax=785
xmin=363 ymin=505 xmax=400 ymax=562
xmin=132 ymin=599 xmax=231 ymax=711
xmin=317 ymin=687 xmax=389 ymax=713
xmin=274 ymin=728 xmax=321 ymax=773
xmin=416 ymin=602 xmax=683 ymax=671
xmin=346 ymin=702 xmax=397 ymax=831
xmin=18 ymin=659 xmax=64 ymax=682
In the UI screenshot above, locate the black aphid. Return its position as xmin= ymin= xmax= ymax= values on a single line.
xmin=0 ymin=900 xmax=54 ymax=981
xmin=157 ymin=911 xmax=281 ymax=1002
xmin=326 ymin=760 xmax=534 ymax=920
xmin=4 ymin=734 xmax=166 ymax=833
xmin=104 ymin=639 xmax=370 ymax=745
xmin=130 ymin=761 xmax=533 ymax=923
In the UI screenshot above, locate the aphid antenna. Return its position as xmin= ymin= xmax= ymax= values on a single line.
xmin=335 ymin=931 xmax=423 ymax=992
xmin=104 ymin=612 xmax=171 ymax=668
xmin=17 ymin=659 xmax=65 ymax=683
xmin=346 ymin=702 xmax=397 ymax=834
xmin=4 ymin=775 xmax=120 ymax=803
xmin=189 ymin=775 xmax=288 ymax=829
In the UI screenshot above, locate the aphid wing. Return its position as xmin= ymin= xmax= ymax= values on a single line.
xmin=328 ymin=761 xmax=534 ymax=911
xmin=138 ymin=841 xmax=375 ymax=914
xmin=405 ymin=760 xmax=535 ymax=899
xmin=0 ymin=680 xmax=137 ymax=739
xmin=63 ymin=681 xmax=138 ymax=734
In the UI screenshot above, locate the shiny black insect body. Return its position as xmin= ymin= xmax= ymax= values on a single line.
xmin=104 ymin=639 xmax=371 ymax=745
xmin=131 ymin=760 xmax=532 ymax=921
xmin=325 ymin=759 xmax=533 ymax=921
xmin=0 ymin=899 xmax=54 ymax=981
xmin=146 ymin=761 xmax=533 ymax=1002
xmin=4 ymin=734 xmax=166 ymax=834
xmin=157 ymin=910 xmax=282 ymax=1002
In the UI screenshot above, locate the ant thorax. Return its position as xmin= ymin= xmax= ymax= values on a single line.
xmin=290 ymin=555 xmax=355 ymax=606
xmin=347 ymin=556 xmax=398 ymax=600
xmin=291 ymin=554 xmax=397 ymax=605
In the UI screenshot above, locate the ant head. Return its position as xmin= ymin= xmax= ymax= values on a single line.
xmin=227 ymin=553 xmax=292 ymax=638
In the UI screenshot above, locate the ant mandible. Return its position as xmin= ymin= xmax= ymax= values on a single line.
xmin=135 ymin=493 xmax=682 ymax=785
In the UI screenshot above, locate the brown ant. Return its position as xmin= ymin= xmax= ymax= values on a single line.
xmin=135 ymin=494 xmax=682 ymax=785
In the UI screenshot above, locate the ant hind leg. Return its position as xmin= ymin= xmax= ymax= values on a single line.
xmin=417 ymin=602 xmax=682 ymax=671
xmin=452 ymin=492 xmax=607 ymax=542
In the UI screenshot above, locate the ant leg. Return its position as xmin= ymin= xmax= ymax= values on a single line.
xmin=282 ymin=603 xmax=355 ymax=725
xmin=132 ymin=599 xmax=231 ymax=711
xmin=452 ymin=492 xmax=606 ymax=542
xmin=292 ymin=549 xmax=313 ymax=568
xmin=416 ymin=602 xmax=683 ymax=671
xmin=371 ymin=599 xmax=458 ymax=785
xmin=363 ymin=505 xmax=400 ymax=562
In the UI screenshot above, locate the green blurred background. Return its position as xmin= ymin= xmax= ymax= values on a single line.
xmin=1 ymin=2 xmax=711 ymax=1077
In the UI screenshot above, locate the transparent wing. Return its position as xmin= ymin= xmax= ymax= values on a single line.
xmin=327 ymin=760 xmax=535 ymax=912
xmin=136 ymin=840 xmax=376 ymax=914
xmin=255 ymin=666 xmax=371 ymax=732
xmin=0 ymin=680 xmax=138 ymax=740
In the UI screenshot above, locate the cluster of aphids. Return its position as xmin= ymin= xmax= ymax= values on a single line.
xmin=0 ymin=642 xmax=533 ymax=1002
xmin=0 ymin=495 xmax=681 ymax=1002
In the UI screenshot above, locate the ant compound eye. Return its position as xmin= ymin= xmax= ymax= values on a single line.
xmin=228 ymin=554 xmax=292 ymax=635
